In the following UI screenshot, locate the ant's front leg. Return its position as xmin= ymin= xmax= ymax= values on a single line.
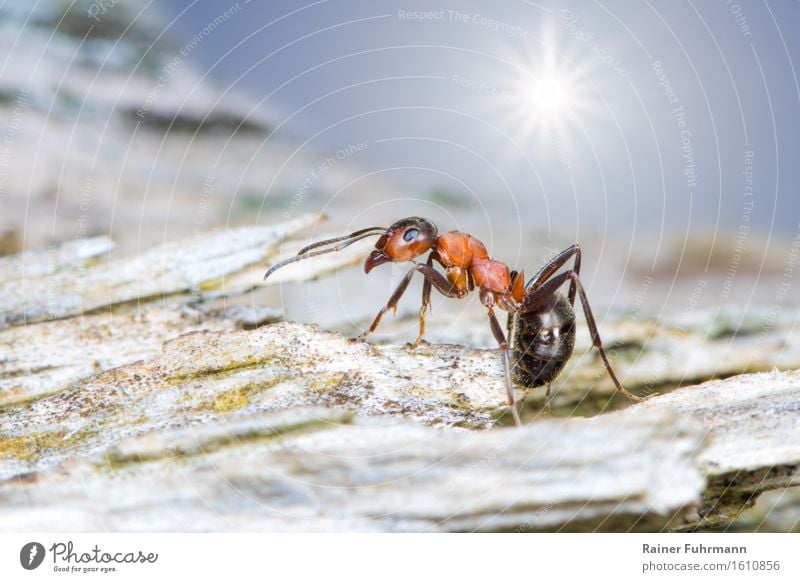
xmin=355 ymin=268 xmax=417 ymax=341
xmin=356 ymin=262 xmax=464 ymax=343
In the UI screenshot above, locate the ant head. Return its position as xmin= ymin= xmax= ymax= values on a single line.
xmin=365 ymin=217 xmax=438 ymax=273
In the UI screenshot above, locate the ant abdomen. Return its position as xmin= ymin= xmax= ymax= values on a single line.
xmin=510 ymin=292 xmax=576 ymax=389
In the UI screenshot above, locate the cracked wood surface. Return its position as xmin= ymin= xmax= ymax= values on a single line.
xmin=0 ymin=213 xmax=363 ymax=330
xmin=0 ymin=320 xmax=797 ymax=532
xmin=0 ymin=217 xmax=798 ymax=532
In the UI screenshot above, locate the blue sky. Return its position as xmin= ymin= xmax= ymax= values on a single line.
xmin=160 ymin=0 xmax=800 ymax=238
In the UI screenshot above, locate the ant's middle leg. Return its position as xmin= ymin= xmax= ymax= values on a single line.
xmin=483 ymin=294 xmax=522 ymax=427
xmin=411 ymin=254 xmax=436 ymax=349
xmin=414 ymin=264 xmax=468 ymax=299
xmin=355 ymin=268 xmax=416 ymax=341
xmin=522 ymin=270 xmax=645 ymax=403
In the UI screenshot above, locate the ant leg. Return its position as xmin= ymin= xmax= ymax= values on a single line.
xmin=507 ymin=271 xmax=520 ymax=338
xmin=544 ymin=384 xmax=552 ymax=414
xmin=356 ymin=268 xmax=416 ymax=341
xmin=411 ymin=254 xmax=436 ymax=349
xmin=527 ymin=244 xmax=581 ymax=306
xmin=506 ymin=312 xmax=516 ymax=347
xmin=358 ymin=262 xmax=463 ymax=343
xmin=486 ymin=305 xmax=522 ymax=427
xmin=522 ymin=270 xmax=644 ymax=403
xmin=414 ymin=264 xmax=468 ymax=299
xmin=505 ymin=270 xmax=521 ymax=371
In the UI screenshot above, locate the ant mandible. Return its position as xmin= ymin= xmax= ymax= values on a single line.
xmin=264 ymin=217 xmax=644 ymax=426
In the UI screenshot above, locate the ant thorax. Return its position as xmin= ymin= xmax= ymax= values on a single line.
xmin=435 ymin=231 xmax=488 ymax=268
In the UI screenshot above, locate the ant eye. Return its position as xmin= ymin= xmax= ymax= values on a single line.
xmin=403 ymin=228 xmax=419 ymax=242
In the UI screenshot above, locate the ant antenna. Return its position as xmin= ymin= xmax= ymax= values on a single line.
xmin=296 ymin=227 xmax=386 ymax=255
xmin=263 ymin=227 xmax=386 ymax=281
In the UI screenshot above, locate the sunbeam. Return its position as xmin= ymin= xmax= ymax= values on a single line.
xmin=502 ymin=28 xmax=596 ymax=147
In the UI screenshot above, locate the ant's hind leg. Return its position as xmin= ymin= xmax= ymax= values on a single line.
xmin=355 ymin=268 xmax=416 ymax=341
xmin=487 ymin=306 xmax=522 ymax=427
xmin=565 ymin=272 xmax=644 ymax=403
xmin=522 ymin=270 xmax=645 ymax=404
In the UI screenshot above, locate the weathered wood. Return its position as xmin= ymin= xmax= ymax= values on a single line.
xmin=616 ymin=371 xmax=800 ymax=530
xmin=0 ymin=236 xmax=113 ymax=281
xmin=372 ymin=306 xmax=800 ymax=414
xmin=556 ymin=308 xmax=800 ymax=406
xmin=0 ymin=322 xmax=509 ymax=479
xmin=0 ymin=214 xmax=341 ymax=329
xmin=0 ymin=214 xmax=376 ymax=406
xmin=1 ymin=229 xmax=799 ymax=532
xmin=0 ymin=320 xmax=798 ymax=531
xmin=0 ymin=308 xmax=237 ymax=408
xmin=0 ymin=407 xmax=705 ymax=532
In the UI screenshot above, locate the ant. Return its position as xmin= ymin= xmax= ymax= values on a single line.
xmin=264 ymin=217 xmax=644 ymax=426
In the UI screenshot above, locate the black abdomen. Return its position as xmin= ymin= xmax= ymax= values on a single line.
xmin=510 ymin=292 xmax=576 ymax=389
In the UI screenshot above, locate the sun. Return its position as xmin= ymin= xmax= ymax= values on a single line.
xmin=457 ymin=26 xmax=598 ymax=148
xmin=523 ymin=73 xmax=570 ymax=114
xmin=508 ymin=64 xmax=585 ymax=137
xmin=501 ymin=35 xmax=594 ymax=145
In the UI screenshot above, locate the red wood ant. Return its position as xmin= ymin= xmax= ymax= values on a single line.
xmin=264 ymin=217 xmax=644 ymax=426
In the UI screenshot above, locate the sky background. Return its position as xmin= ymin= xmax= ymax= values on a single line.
xmin=159 ymin=0 xmax=800 ymax=242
